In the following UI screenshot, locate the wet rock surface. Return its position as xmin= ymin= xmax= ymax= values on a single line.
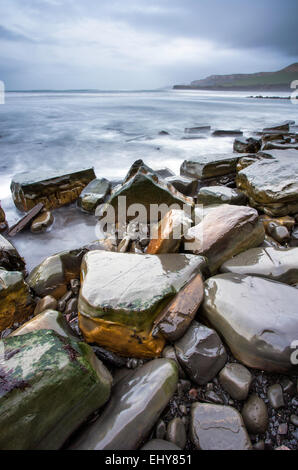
xmin=30 ymin=210 xmax=54 ymax=233
xmin=0 ymin=234 xmax=26 ymax=274
xmin=197 ymin=185 xmax=247 ymax=206
xmin=77 ymin=178 xmax=111 ymax=213
xmin=219 ymin=363 xmax=252 ymax=401
xmin=180 ymin=153 xmax=239 ymax=180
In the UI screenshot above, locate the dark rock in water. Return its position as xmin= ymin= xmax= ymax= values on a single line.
xmin=262 ymin=133 xmax=287 ymax=142
xmin=153 ymin=273 xmax=204 ymax=342
xmin=241 ymin=395 xmax=269 ymax=434
xmin=103 ymin=160 xmax=193 ymax=224
xmin=0 ymin=330 xmax=112 ymax=450
xmin=236 ymin=149 xmax=298 ymax=216
xmin=78 ymin=251 xmax=206 ymax=358
xmin=162 ymin=346 xmax=186 ymax=379
xmin=0 ymin=270 xmax=34 ymax=333
xmin=68 ymin=358 xmax=178 ymax=450
xmin=186 ymin=204 xmax=265 ymax=274
xmin=92 ymin=345 xmax=127 ymax=368
xmin=185 ymin=126 xmax=211 ymax=134
xmin=201 ymin=273 xmax=298 ymax=373
xmin=0 ymin=234 xmax=26 ymax=274
xmin=197 ymin=185 xmax=247 ymax=206
xmin=181 ymin=153 xmax=239 ymax=180
xmin=190 ymin=403 xmax=252 ymax=450
xmin=233 ymin=137 xmax=262 ymax=154
xmin=166 ymin=417 xmax=186 ymax=449
xmin=290 ymin=226 xmax=298 ymax=247
xmin=263 ymin=121 xmax=293 ymax=133
xmin=158 ymin=130 xmax=170 ymax=136
xmin=34 ymin=295 xmax=58 ymax=316
xmin=8 ymin=203 xmax=44 ymax=237
xmin=141 ymin=439 xmax=181 ymax=450
xmin=175 ymin=321 xmax=227 ymax=385
xmin=212 ymin=129 xmax=243 ymax=137
xmin=268 ymin=384 xmax=285 ymax=409
xmin=221 ymin=247 xmax=298 ymax=284
xmin=155 ymin=168 xmax=175 ymax=179
xmin=77 ymin=178 xmax=111 ymax=213
xmin=165 ymin=175 xmax=197 ymax=196
xmin=0 ymin=202 xmax=8 ymax=232
xmin=219 ymin=363 xmax=252 ymax=401
xmin=11 ymin=167 xmax=96 ymax=212
xmin=31 ymin=210 xmax=54 ymax=233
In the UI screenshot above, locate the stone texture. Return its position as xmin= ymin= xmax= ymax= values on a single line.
xmin=236 ymin=150 xmax=298 ymax=216
xmin=212 ymin=129 xmax=243 ymax=137
xmin=180 ymin=153 xmax=239 ymax=180
xmin=166 ymin=418 xmax=186 ymax=449
xmin=221 ymin=247 xmax=298 ymax=285
xmin=202 ymin=274 xmax=298 ymax=373
xmin=165 ymin=175 xmax=197 ymax=196
xmin=190 ymin=403 xmax=252 ymax=450
xmin=186 ymin=204 xmax=265 ymax=274
xmin=268 ymin=384 xmax=285 ymax=409
xmin=0 ymin=270 xmax=34 ymax=332
xmin=0 ymin=330 xmax=112 ymax=450
xmin=242 ymin=395 xmax=269 ymax=434
xmin=233 ymin=137 xmax=262 ymax=153
xmin=30 ymin=211 xmax=54 ymax=233
xmin=153 ymin=273 xmax=204 ymax=342
xmin=10 ymin=309 xmax=76 ymax=339
xmin=197 ymin=186 xmax=247 ymax=206
xmin=77 ymin=178 xmax=111 ymax=213
xmin=175 ymin=321 xmax=227 ymax=385
xmin=147 ymin=209 xmax=192 ymax=254
xmin=11 ymin=167 xmax=96 ymax=212
xmin=263 ymin=122 xmax=291 ymax=132
xmin=219 ymin=363 xmax=252 ymax=401
xmin=68 ymin=358 xmax=178 ymax=450
xmin=0 ymin=235 xmax=26 ymax=274
xmin=78 ymin=251 xmax=206 ymax=358
xmin=162 ymin=346 xmax=186 ymax=379
xmin=34 ymin=295 xmax=58 ymax=316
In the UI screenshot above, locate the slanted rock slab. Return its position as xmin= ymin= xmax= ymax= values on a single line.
xmin=77 ymin=178 xmax=111 ymax=213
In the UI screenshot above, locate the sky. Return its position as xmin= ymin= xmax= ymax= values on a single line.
xmin=0 ymin=0 xmax=297 ymax=90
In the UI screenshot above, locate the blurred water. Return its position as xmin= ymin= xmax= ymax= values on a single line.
xmin=0 ymin=89 xmax=296 ymax=270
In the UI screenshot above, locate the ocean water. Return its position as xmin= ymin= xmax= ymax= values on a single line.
xmin=0 ymin=89 xmax=297 ymax=270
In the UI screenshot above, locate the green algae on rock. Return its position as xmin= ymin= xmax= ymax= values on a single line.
xmin=201 ymin=273 xmax=298 ymax=373
xmin=0 ymin=269 xmax=34 ymax=332
xmin=68 ymin=358 xmax=178 ymax=450
xmin=77 ymin=178 xmax=111 ymax=213
xmin=0 ymin=330 xmax=112 ymax=450
xmin=78 ymin=251 xmax=206 ymax=357
xmin=11 ymin=167 xmax=96 ymax=212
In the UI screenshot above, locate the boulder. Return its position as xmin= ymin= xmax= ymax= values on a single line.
xmin=31 ymin=211 xmax=54 ymax=233
xmin=78 ymin=251 xmax=206 ymax=358
xmin=77 ymin=178 xmax=111 ymax=213
xmin=220 ymin=247 xmax=298 ymax=284
xmin=0 ymin=330 xmax=112 ymax=450
xmin=147 ymin=209 xmax=192 ymax=254
xmin=165 ymin=175 xmax=197 ymax=196
xmin=190 ymin=403 xmax=252 ymax=450
xmin=11 ymin=167 xmax=96 ymax=212
xmin=180 ymin=153 xmax=239 ymax=180
xmin=197 ymin=186 xmax=247 ymax=206
xmin=0 ymin=270 xmax=34 ymax=332
xmin=186 ymin=204 xmax=265 ymax=274
xmin=0 ymin=235 xmax=26 ymax=274
xmin=233 ymin=137 xmax=261 ymax=154
xmin=0 ymin=202 xmax=8 ymax=232
xmin=34 ymin=295 xmax=58 ymax=316
xmin=236 ymin=150 xmax=298 ymax=216
xmin=68 ymin=358 xmax=178 ymax=450
xmin=263 ymin=121 xmax=292 ymax=133
xmin=153 ymin=273 xmax=205 ymax=342
xmin=201 ymin=273 xmax=298 ymax=372
xmin=175 ymin=321 xmax=227 ymax=385
xmin=10 ymin=309 xmax=76 ymax=339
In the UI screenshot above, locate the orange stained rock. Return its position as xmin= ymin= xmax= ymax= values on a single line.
xmin=0 ymin=285 xmax=34 ymax=332
xmin=147 ymin=209 xmax=191 ymax=255
xmin=78 ymin=313 xmax=165 ymax=358
xmin=260 ymin=215 xmax=295 ymax=232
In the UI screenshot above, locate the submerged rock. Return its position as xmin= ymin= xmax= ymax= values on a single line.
xmin=175 ymin=321 xmax=227 ymax=385
xmin=180 ymin=153 xmax=239 ymax=180
xmin=147 ymin=209 xmax=192 ymax=254
xmin=202 ymin=273 xmax=298 ymax=373
xmin=212 ymin=129 xmax=243 ymax=137
xmin=31 ymin=210 xmax=54 ymax=233
xmin=0 ymin=235 xmax=26 ymax=274
xmin=197 ymin=186 xmax=247 ymax=206
xmin=221 ymin=247 xmax=298 ymax=284
xmin=263 ymin=121 xmax=292 ymax=133
xmin=0 ymin=330 xmax=112 ymax=450
xmin=186 ymin=204 xmax=265 ymax=274
xmin=190 ymin=403 xmax=252 ymax=450
xmin=68 ymin=358 xmax=178 ymax=450
xmin=0 ymin=270 xmax=34 ymax=332
xmin=78 ymin=251 xmax=206 ymax=358
xmin=237 ymin=150 xmax=298 ymax=216
xmin=77 ymin=178 xmax=111 ymax=213
xmin=11 ymin=167 xmax=96 ymax=212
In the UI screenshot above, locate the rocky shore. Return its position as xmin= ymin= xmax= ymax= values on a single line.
xmin=0 ymin=120 xmax=297 ymax=451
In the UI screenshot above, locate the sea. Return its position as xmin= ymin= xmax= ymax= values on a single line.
xmin=0 ymin=88 xmax=297 ymax=270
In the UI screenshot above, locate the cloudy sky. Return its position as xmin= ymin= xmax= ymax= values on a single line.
xmin=0 ymin=0 xmax=297 ymax=90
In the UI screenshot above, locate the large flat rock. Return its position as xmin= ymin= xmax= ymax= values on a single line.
xmin=68 ymin=358 xmax=178 ymax=450
xmin=11 ymin=167 xmax=96 ymax=212
xmin=236 ymin=150 xmax=298 ymax=216
xmin=201 ymin=273 xmax=298 ymax=373
xmin=78 ymin=251 xmax=206 ymax=357
xmin=180 ymin=153 xmax=239 ymax=180
xmin=0 ymin=330 xmax=112 ymax=450
xmin=221 ymin=247 xmax=298 ymax=284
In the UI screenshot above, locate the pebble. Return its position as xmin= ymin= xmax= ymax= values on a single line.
xmin=189 ymin=388 xmax=198 ymax=400
xmin=290 ymin=415 xmax=298 ymax=427
xmin=70 ymin=279 xmax=80 ymax=295
xmin=219 ymin=363 xmax=252 ymax=401
xmin=166 ymin=417 xmax=187 ymax=449
xmin=34 ymin=295 xmax=57 ymax=316
xmin=280 ymin=377 xmax=295 ymax=396
xmin=155 ymin=420 xmax=166 ymax=440
xmin=241 ymin=395 xmax=269 ymax=434
xmin=278 ymin=423 xmax=288 ymax=435
xmin=268 ymin=384 xmax=285 ymax=409
xmin=64 ymin=298 xmax=78 ymax=316
xmin=204 ymin=391 xmax=224 ymax=405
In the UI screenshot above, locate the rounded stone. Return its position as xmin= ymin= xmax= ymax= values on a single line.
xmin=166 ymin=418 xmax=187 ymax=449
xmin=241 ymin=395 xmax=269 ymax=434
xmin=34 ymin=295 xmax=58 ymax=316
xmin=31 ymin=211 xmax=54 ymax=233
xmin=268 ymin=384 xmax=285 ymax=409
xmin=219 ymin=363 xmax=252 ymax=401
